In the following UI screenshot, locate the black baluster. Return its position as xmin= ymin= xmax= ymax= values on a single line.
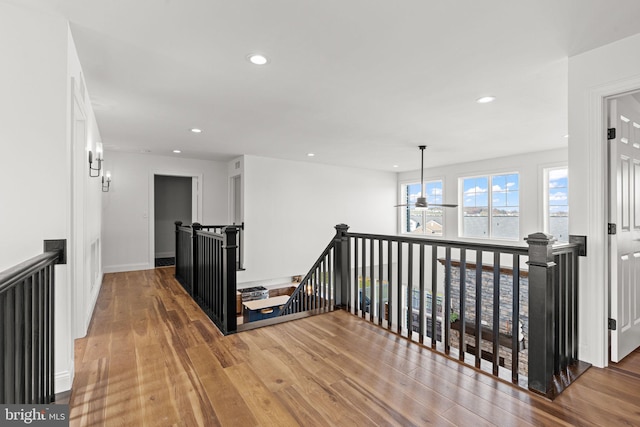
xmin=5 ymin=288 xmax=15 ymax=403
xmin=0 ymin=292 xmax=4 ymax=404
xmin=512 ymin=254 xmax=520 ymax=383
xmin=444 ymin=247 xmax=451 ymax=355
xmin=369 ymin=238 xmax=375 ymax=323
xmin=459 ymin=249 xmax=466 ymax=362
xmin=397 ymin=242 xmax=403 ymax=335
xmin=492 ymin=252 xmax=500 ymax=376
xmin=24 ymin=276 xmax=32 ymax=403
xmin=418 ymin=244 xmax=425 ymax=344
xmin=361 ymin=238 xmax=367 ymax=319
xmin=430 ymin=245 xmax=438 ymax=349
xmin=387 ymin=240 xmax=393 ymax=330
xmin=378 ymin=239 xmax=383 ymax=326
xmin=407 ymin=243 xmax=414 ymax=339
xmin=15 ymin=280 xmax=24 ymax=402
xmin=475 ymin=250 xmax=483 ymax=369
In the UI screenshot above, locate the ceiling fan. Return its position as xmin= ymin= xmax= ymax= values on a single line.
xmin=395 ymin=145 xmax=458 ymax=209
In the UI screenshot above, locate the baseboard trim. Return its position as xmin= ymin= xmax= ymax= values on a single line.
xmin=155 ymin=251 xmax=175 ymax=259
xmin=82 ymin=274 xmax=103 ymax=336
xmin=54 ymin=368 xmax=73 ymax=394
xmin=103 ymin=263 xmax=151 ymax=273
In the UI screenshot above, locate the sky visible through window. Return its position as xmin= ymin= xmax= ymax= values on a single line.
xmin=463 ymin=177 xmax=489 ymax=212
xmin=403 ymin=181 xmax=443 ymax=235
xmin=548 ymin=168 xmax=568 ymax=242
xmin=407 ymin=182 xmax=443 ymax=205
xmin=548 ymin=169 xmax=568 ymax=215
xmin=463 ymin=175 xmax=519 ymax=212
xmin=462 ymin=174 xmax=519 ymax=239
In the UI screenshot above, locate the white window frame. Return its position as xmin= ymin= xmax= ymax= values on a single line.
xmin=543 ymin=165 xmax=569 ymax=243
xmin=399 ymin=179 xmax=445 ymax=236
xmin=459 ymin=172 xmax=520 ymax=240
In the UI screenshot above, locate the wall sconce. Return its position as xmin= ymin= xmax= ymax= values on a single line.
xmin=89 ymin=142 xmax=103 ymax=177
xmin=102 ymin=171 xmax=111 ymax=192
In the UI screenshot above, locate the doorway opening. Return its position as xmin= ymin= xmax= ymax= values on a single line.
xmin=153 ymin=175 xmax=193 ymax=268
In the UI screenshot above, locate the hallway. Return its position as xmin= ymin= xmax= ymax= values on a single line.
xmin=69 ymin=268 xmax=640 ymax=426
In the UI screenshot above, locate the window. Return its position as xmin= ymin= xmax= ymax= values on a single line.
xmin=400 ymin=180 xmax=443 ymax=236
xmin=545 ymin=167 xmax=569 ymax=243
xmin=462 ymin=173 xmax=519 ymax=239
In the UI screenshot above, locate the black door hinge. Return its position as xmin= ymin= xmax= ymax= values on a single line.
xmin=609 ymin=318 xmax=617 ymax=331
xmin=608 ymin=223 xmax=617 ymax=235
xmin=608 ymin=128 xmax=617 ymax=140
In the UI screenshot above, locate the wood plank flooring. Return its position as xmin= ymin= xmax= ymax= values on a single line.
xmin=70 ymin=268 xmax=640 ymax=426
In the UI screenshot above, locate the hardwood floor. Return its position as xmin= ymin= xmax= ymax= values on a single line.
xmin=70 ymin=268 xmax=640 ymax=426
xmin=610 ymin=347 xmax=640 ymax=378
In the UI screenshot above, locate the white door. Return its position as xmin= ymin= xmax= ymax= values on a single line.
xmin=609 ymin=95 xmax=640 ymax=362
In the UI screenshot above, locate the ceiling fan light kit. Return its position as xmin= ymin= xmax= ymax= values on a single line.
xmin=414 ymin=197 xmax=428 ymax=209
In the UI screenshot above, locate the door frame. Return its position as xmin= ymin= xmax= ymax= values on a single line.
xmin=580 ymin=76 xmax=640 ymax=368
xmin=148 ymin=171 xmax=203 ymax=269
xmin=606 ymin=93 xmax=640 ymax=363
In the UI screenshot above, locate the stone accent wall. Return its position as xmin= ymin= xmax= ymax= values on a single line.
xmin=441 ymin=259 xmax=529 ymax=376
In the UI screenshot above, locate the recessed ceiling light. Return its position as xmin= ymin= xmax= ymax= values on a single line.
xmin=248 ymin=54 xmax=269 ymax=65
xmin=564 ymin=134 xmax=569 ymax=138
xmin=393 ymin=165 xmax=399 ymax=168
xmin=307 ymin=153 xmax=315 ymax=157
xmin=173 ymin=150 xmax=181 ymax=154
xmin=476 ymin=96 xmax=496 ymax=104
xmin=190 ymin=128 xmax=202 ymax=133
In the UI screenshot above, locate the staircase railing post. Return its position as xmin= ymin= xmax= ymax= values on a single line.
xmin=174 ymin=221 xmax=182 ymax=279
xmin=526 ymin=232 xmax=557 ymax=397
xmin=191 ymin=223 xmax=201 ymax=297
xmin=237 ymin=222 xmax=244 ymax=270
xmin=334 ymin=224 xmax=350 ymax=309
xmin=223 ymin=226 xmax=238 ymax=334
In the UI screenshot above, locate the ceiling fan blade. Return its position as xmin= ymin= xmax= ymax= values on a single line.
xmin=430 ymin=203 xmax=459 ymax=208
xmin=394 ymin=203 xmax=411 ymax=207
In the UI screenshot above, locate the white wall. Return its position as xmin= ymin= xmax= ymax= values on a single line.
xmin=102 ymin=151 xmax=228 ymax=272
xmin=154 ymin=175 xmax=192 ymax=257
xmin=0 ymin=4 xmax=68 ymax=269
xmin=239 ymin=155 xmax=397 ymax=284
xmin=67 ymin=27 xmax=105 ymax=344
xmin=569 ymin=32 xmax=640 ymax=368
xmin=0 ymin=3 xmax=103 ymax=393
xmin=397 ymin=148 xmax=568 ymax=243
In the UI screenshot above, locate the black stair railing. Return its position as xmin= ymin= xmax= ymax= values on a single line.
xmin=175 ymin=222 xmax=194 ymax=294
xmin=526 ymin=233 xmax=588 ymax=398
xmin=198 ymin=223 xmax=244 ymax=271
xmin=175 ymin=220 xmax=587 ymax=398
xmin=279 ymin=239 xmax=336 ymax=316
xmin=275 ymin=224 xmax=588 ymax=399
xmin=0 ymin=241 xmax=65 ymax=404
xmin=175 ymin=222 xmax=239 ymax=334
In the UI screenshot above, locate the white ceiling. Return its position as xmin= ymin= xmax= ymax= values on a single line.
xmin=14 ymin=0 xmax=640 ymax=171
